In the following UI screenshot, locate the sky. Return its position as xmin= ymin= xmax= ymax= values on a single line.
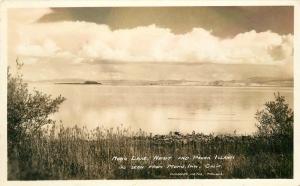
xmin=7 ymin=7 xmax=294 ymax=81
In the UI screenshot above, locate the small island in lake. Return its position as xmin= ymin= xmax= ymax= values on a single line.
xmin=83 ymin=81 xmax=101 ymax=84
xmin=55 ymin=80 xmax=102 ymax=85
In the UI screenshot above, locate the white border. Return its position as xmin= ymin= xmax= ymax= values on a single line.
xmin=0 ymin=1 xmax=299 ymax=186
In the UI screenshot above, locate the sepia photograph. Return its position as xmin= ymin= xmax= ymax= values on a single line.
xmin=1 ymin=1 xmax=298 ymax=184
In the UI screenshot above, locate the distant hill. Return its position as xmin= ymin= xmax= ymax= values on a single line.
xmin=26 ymin=77 xmax=293 ymax=87
xmin=207 ymin=77 xmax=293 ymax=87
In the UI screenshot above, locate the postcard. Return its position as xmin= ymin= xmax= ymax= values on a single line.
xmin=1 ymin=1 xmax=299 ymax=186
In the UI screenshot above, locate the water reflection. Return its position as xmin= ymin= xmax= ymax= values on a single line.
xmin=29 ymin=84 xmax=293 ymax=135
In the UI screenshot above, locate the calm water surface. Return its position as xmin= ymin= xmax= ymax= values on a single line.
xmin=29 ymin=84 xmax=293 ymax=135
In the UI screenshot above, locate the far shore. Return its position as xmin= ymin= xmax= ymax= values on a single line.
xmin=25 ymin=78 xmax=293 ymax=88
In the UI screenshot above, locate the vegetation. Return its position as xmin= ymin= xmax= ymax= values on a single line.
xmin=8 ymin=125 xmax=293 ymax=179
xmin=7 ymin=61 xmax=65 ymax=178
xmin=255 ymin=92 xmax=293 ymax=137
xmin=7 ymin=61 xmax=65 ymax=146
xmin=7 ymin=62 xmax=293 ymax=180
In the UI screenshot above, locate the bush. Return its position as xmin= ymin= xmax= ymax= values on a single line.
xmin=255 ymin=92 xmax=293 ymax=137
xmin=7 ymin=60 xmax=66 ymax=151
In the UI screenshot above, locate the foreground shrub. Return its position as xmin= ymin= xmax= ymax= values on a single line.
xmin=7 ymin=60 xmax=65 ymax=179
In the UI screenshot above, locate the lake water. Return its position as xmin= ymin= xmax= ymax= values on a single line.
xmin=29 ymin=84 xmax=293 ymax=135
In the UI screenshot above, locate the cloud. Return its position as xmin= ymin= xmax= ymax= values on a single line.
xmin=7 ymin=8 xmax=53 ymax=67
xmin=17 ymin=39 xmax=60 ymax=57
xmin=15 ymin=21 xmax=293 ymax=65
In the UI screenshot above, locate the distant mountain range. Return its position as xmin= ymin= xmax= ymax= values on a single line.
xmin=26 ymin=77 xmax=293 ymax=87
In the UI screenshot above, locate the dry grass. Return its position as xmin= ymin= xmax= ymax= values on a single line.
xmin=8 ymin=124 xmax=293 ymax=180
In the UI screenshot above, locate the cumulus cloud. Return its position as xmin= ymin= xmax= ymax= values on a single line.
xmin=8 ymin=8 xmax=53 ymax=68
xmin=15 ymin=21 xmax=293 ymax=65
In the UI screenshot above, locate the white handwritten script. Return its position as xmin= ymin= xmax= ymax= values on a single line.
xmin=111 ymin=154 xmax=235 ymax=177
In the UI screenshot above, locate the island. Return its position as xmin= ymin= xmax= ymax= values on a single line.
xmin=55 ymin=80 xmax=102 ymax=85
xmin=83 ymin=81 xmax=101 ymax=84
